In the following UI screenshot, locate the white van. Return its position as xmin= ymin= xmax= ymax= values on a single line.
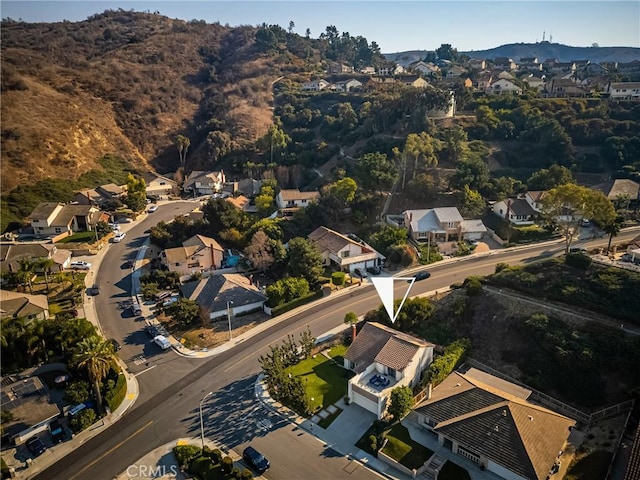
xmin=130 ymin=301 xmax=142 ymax=316
xmin=153 ymin=335 xmax=171 ymax=350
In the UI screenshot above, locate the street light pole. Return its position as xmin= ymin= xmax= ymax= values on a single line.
xmin=199 ymin=391 xmax=213 ymax=452
xmin=227 ymin=300 xmax=234 ymax=340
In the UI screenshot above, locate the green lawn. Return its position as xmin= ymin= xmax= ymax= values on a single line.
xmin=285 ymin=354 xmax=349 ymax=411
xmin=439 ymin=460 xmax=471 ymax=480
xmin=318 ymin=407 xmax=343 ymax=429
xmin=381 ymin=424 xmax=434 ymax=470
xmin=56 ymin=231 xmax=97 ymax=243
xmin=328 ymin=344 xmax=348 ymax=365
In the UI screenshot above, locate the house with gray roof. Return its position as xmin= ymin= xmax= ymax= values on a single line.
xmin=344 ymin=322 xmax=434 ymax=419
xmin=1 ymin=243 xmax=72 ymax=274
xmin=0 ymin=290 xmax=49 ymax=321
xmin=601 ymin=179 xmax=640 ymax=209
xmin=28 ymin=203 xmax=107 ymax=238
xmin=180 ymin=273 xmax=267 ymax=320
xmin=275 ymin=189 xmax=320 ymax=215
xmin=404 ymin=207 xmax=486 ymax=243
xmin=308 ymin=226 xmax=384 ymax=274
xmin=161 ymin=234 xmax=224 ymax=278
xmin=183 ymin=170 xmax=226 ymax=196
xmin=415 ymin=367 xmax=575 ymax=480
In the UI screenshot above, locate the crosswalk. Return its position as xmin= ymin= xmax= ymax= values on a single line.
xmin=132 ymin=355 xmax=146 ymax=366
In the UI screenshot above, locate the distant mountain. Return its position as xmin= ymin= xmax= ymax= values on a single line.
xmin=385 ymin=42 xmax=640 ymax=67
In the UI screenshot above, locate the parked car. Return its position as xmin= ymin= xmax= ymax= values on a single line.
xmin=121 ymin=260 xmax=134 ymax=269
xmin=70 ymin=261 xmax=92 ymax=270
xmin=90 ymin=285 xmax=100 ymax=296
xmin=581 ymin=219 xmax=591 ymax=227
xmin=49 ymin=420 xmax=66 ymax=444
xmin=153 ymin=335 xmax=171 ymax=350
xmin=408 ymin=271 xmax=431 ymax=282
xmin=147 ymin=205 xmax=159 ymax=213
xmin=26 ymin=436 xmax=47 ymax=457
xmin=117 ymin=217 xmax=133 ymax=224
xmin=108 ymin=338 xmax=122 ymax=351
xmin=621 ymin=253 xmax=633 ymax=262
xmin=113 ymin=232 xmax=126 ymax=243
xmin=109 ymin=223 xmax=120 ymax=231
xmin=354 ymin=268 xmax=368 ymax=278
xmin=242 ymin=446 xmax=270 ymax=474
xmin=569 ymin=247 xmax=587 ymax=253
xmin=366 ymin=266 xmax=381 ymax=275
xmin=162 ymin=297 xmax=179 ymax=308
xmin=146 ymin=325 xmax=159 ymax=337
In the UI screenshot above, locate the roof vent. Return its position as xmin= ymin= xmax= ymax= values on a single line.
xmin=494 ymin=426 xmax=499 ymax=432
xmin=455 ymin=383 xmax=461 ymax=387
xmin=502 ymin=409 xmax=507 ymax=416
xmin=528 ymin=415 xmax=534 ymax=421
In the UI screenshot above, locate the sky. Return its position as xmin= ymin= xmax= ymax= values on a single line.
xmin=1 ymin=1 xmax=639 ymax=53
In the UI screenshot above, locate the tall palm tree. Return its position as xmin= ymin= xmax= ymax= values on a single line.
xmin=73 ymin=336 xmax=115 ymax=415
xmin=36 ymin=257 xmax=55 ymax=293
xmin=17 ymin=259 xmax=35 ymax=293
xmin=604 ymin=215 xmax=624 ymax=253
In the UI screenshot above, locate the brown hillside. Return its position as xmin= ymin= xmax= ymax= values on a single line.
xmin=0 ymin=11 xmax=281 ymax=192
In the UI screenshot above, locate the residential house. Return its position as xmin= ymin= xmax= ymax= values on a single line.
xmin=410 ymin=61 xmax=440 ymax=76
xmin=344 ymin=322 xmax=434 ymax=419
xmin=404 ymin=207 xmax=486 ymax=243
xmin=225 ymin=195 xmax=255 ymax=212
xmin=495 ymin=70 xmax=515 ymax=80
xmin=548 ymin=78 xmax=590 ymax=97
xmin=235 ymin=178 xmax=263 ymax=197
xmin=415 ymin=367 xmax=575 ymax=480
xmin=518 ymin=61 xmax=543 ymax=72
xmin=602 ymin=179 xmax=640 ymax=208
xmin=522 ymin=76 xmax=546 ymax=91
xmin=0 ymin=243 xmax=72 ymax=274
xmin=444 ymin=65 xmax=468 ymax=78
xmin=488 ymin=78 xmax=522 ymax=95
xmin=571 ymin=59 xmax=590 ymax=69
xmin=426 ymin=89 xmax=456 ymax=118
xmin=366 ymin=76 xmax=397 ymax=90
xmin=439 ymin=76 xmax=472 ymax=89
xmin=327 ymin=62 xmax=353 ymax=75
xmin=624 ymin=234 xmax=640 ymax=263
xmin=548 ymin=62 xmax=577 ymax=74
xmin=583 ymin=63 xmax=609 ymax=76
xmin=143 ymin=172 xmax=177 ymax=198
xmin=308 ymin=226 xmax=384 ymax=274
xmin=0 ymin=376 xmax=60 ymax=446
xmin=0 ymin=290 xmax=49 ymax=321
xmin=73 ymin=183 xmax=125 ymax=206
xmin=360 ymin=66 xmax=376 ymax=75
xmin=519 ymin=57 xmax=539 ymax=64
xmin=467 ymin=58 xmax=486 ymax=71
xmin=302 ymin=79 xmax=330 ymax=91
xmin=491 ymin=191 xmax=546 ymax=225
xmin=607 ymin=82 xmax=640 ymax=100
xmin=475 ymin=71 xmax=494 ymax=91
xmin=29 ymin=203 xmax=107 ymax=238
xmin=492 ymin=57 xmax=517 ymax=71
xmin=397 ymin=75 xmax=429 ymax=88
xmin=377 ymin=65 xmax=405 ymax=76
xmin=275 ymin=189 xmax=320 ymax=214
xmin=617 ymin=60 xmax=640 ymax=76
xmin=183 ymin=170 xmax=226 ymax=196
xmin=543 ymin=58 xmax=559 ymax=68
xmin=161 ymin=234 xmax=224 ymax=277
xmin=332 ymin=78 xmax=363 ymax=92
xmin=180 ymin=273 xmax=267 ymax=320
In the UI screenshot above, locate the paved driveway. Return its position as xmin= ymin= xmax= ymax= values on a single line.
xmin=326 ymin=401 xmax=376 ymax=446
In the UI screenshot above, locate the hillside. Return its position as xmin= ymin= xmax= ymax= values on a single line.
xmin=386 ymin=42 xmax=640 ymax=66
xmin=0 ymin=11 xmax=289 ymax=192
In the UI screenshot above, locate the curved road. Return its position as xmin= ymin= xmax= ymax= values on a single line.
xmin=36 ymin=216 xmax=640 ymax=480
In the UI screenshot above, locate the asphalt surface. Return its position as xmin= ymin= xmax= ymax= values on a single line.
xmin=34 ymin=218 xmax=640 ymax=480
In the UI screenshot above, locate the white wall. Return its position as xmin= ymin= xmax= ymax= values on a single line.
xmin=486 ymin=459 xmax=528 ymax=480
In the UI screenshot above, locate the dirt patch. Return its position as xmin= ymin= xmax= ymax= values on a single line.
xmin=580 ymin=413 xmax=627 ymax=453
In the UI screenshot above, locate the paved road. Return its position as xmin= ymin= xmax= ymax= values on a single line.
xmin=35 ymin=227 xmax=640 ymax=480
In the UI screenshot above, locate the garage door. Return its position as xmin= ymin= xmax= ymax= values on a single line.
xmin=464 ymin=232 xmax=483 ymax=241
xmin=352 ymin=392 xmax=378 ymax=416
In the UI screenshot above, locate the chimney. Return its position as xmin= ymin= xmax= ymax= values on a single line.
xmin=427 ymin=383 xmax=432 ymax=399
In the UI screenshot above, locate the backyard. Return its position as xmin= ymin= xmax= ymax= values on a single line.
xmin=284 ymin=344 xmax=351 ymax=412
xmin=381 ymin=424 xmax=435 ymax=470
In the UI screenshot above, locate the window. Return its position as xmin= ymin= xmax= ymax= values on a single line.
xmin=54 ymin=228 xmax=62 ymax=233
xmin=340 ymin=251 xmax=350 ymax=258
xmin=160 ymin=181 xmax=166 ymax=185
xmin=187 ymin=262 xmax=199 ymax=268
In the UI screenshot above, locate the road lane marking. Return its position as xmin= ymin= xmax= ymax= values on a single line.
xmin=69 ymin=420 xmax=154 ymax=480
xmin=134 ymin=365 xmax=157 ymax=376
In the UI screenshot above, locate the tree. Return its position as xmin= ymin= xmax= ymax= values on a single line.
xmin=436 ymin=43 xmax=457 ymax=61
xmin=258 ymin=124 xmax=290 ymax=164
xmin=368 ymin=225 xmax=408 ymax=256
xmin=326 ymin=177 xmax=357 ymax=207
xmin=540 ymin=183 xmax=616 ymax=253
xmin=17 ymin=258 xmax=35 ymax=293
xmin=459 ymin=185 xmax=486 ymax=218
xmin=175 ymin=134 xmax=190 ymax=167
xmin=442 ymin=126 xmax=468 ymax=163
xmin=356 ymin=152 xmax=398 ymax=194
xmin=388 ymin=386 xmax=414 ymax=422
xmin=337 ymin=103 xmax=358 ymax=131
xmin=344 ymin=311 xmax=358 ymax=341
xmin=245 ymin=231 xmax=277 ymax=273
xmin=285 ymin=237 xmax=324 ymax=286
xmin=165 ymin=299 xmax=200 ymax=328
xmin=124 ymin=173 xmax=147 ymax=213
xmin=206 ymin=131 xmax=232 ymax=164
xmin=35 ymin=257 xmax=55 ymax=293
xmin=73 ymin=336 xmax=115 ymax=415
xmin=288 ymin=20 xmax=295 ymax=34
xmin=603 ymin=215 xmax=624 ymax=252
xmin=404 ymin=132 xmax=440 ymax=179
xmin=527 ymin=165 xmax=573 ymax=190
xmin=305 ymin=28 xmax=311 ymax=38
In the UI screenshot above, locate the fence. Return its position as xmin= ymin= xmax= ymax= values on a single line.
xmin=464 ymin=358 xmax=633 ymax=426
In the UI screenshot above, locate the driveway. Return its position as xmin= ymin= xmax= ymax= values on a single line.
xmin=326 ymin=401 xmax=377 ymax=447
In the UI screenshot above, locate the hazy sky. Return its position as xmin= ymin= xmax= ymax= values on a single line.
xmin=1 ymin=1 xmax=639 ymax=52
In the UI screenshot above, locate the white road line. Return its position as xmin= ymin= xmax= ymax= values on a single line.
xmin=134 ymin=365 xmax=157 ymax=376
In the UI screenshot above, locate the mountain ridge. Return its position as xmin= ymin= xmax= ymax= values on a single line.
xmin=385 ymin=42 xmax=640 ymax=67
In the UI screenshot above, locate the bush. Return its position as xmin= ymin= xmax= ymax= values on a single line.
xmin=232 ymin=467 xmax=242 ymax=479
xmin=566 ymin=252 xmax=592 ymax=269
xmin=495 ymin=262 xmax=509 ymax=273
xmin=270 ymin=290 xmax=323 ymax=316
xmin=425 ymin=339 xmax=471 ymax=387
xmin=209 ymin=448 xmax=223 ymax=465
xmin=464 ymin=276 xmax=483 ymax=296
xmin=65 ymin=381 xmax=91 ymax=404
xmin=70 ymin=408 xmax=96 ymax=433
xmin=241 ymin=468 xmax=253 ymax=480
xmin=369 ymin=434 xmax=378 ymax=451
xmin=173 ymin=444 xmax=203 ymax=469
xmin=221 ymin=456 xmax=234 ymax=475
xmin=105 ymin=371 xmax=127 ymax=412
xmin=331 ymin=271 xmax=346 ymax=286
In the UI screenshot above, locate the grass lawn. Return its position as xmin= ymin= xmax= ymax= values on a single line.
xmin=318 ymin=407 xmax=343 ymax=429
xmin=56 ymin=231 xmax=97 ymax=243
xmin=285 ymin=354 xmax=349 ymax=411
xmin=565 ymin=450 xmax=612 ymax=480
xmin=328 ymin=344 xmax=348 ymax=364
xmin=439 ymin=460 xmax=471 ymax=480
xmin=381 ymin=424 xmax=434 ymax=470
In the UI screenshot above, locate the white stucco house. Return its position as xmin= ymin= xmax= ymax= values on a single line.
xmin=404 ymin=207 xmax=486 ymax=243
xmin=183 ymin=170 xmax=226 ymax=196
xmin=161 ymin=234 xmax=224 ymax=277
xmin=308 ymin=226 xmax=384 ymax=274
xmin=344 ymin=322 xmax=434 ymax=419
xmin=276 ymin=189 xmax=320 ymax=214
xmin=302 ymin=79 xmax=330 ymax=91
xmin=491 ymin=191 xmax=546 ymax=225
xmin=488 ymin=78 xmax=522 ymax=95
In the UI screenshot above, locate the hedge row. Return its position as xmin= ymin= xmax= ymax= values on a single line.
xmin=270 ymin=290 xmax=323 ymax=317
xmin=106 ymin=371 xmax=127 ymax=412
xmin=425 ymin=339 xmax=471 ymax=388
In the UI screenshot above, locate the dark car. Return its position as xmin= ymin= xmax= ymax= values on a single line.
xmin=121 ymin=260 xmax=134 ymax=269
xmin=49 ymin=420 xmax=66 ymax=444
xmin=108 ymin=338 xmax=122 ymax=351
xmin=243 ymin=446 xmax=270 ymax=474
xmin=569 ymin=247 xmax=587 ymax=253
xmin=145 ymin=325 xmax=159 ymax=337
xmin=26 ymin=436 xmax=47 ymax=457
xmin=90 ymin=285 xmax=100 ymax=296
xmin=366 ymin=266 xmax=381 ymax=275
xmin=408 ymin=271 xmax=431 ymax=282
xmin=354 ymin=268 xmax=367 ymax=278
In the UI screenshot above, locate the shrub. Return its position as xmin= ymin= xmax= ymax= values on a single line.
xmin=105 ymin=371 xmax=127 ymax=412
xmin=241 ymin=468 xmax=253 ymax=480
xmin=566 ymin=252 xmax=592 ymax=269
xmin=209 ymin=448 xmax=223 ymax=465
xmin=495 ymin=262 xmax=509 ymax=273
xmin=464 ymin=276 xmax=483 ymax=296
xmin=232 ymin=467 xmax=242 ymax=479
xmin=270 ymin=290 xmax=323 ymax=316
xmin=369 ymin=434 xmax=378 ymax=451
xmin=173 ymin=444 xmax=202 ymax=469
xmin=65 ymin=381 xmax=91 ymax=404
xmin=70 ymin=408 xmax=96 ymax=433
xmin=425 ymin=339 xmax=471 ymax=387
xmin=331 ymin=271 xmax=346 ymax=286
xmin=221 ymin=456 xmax=234 ymax=475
